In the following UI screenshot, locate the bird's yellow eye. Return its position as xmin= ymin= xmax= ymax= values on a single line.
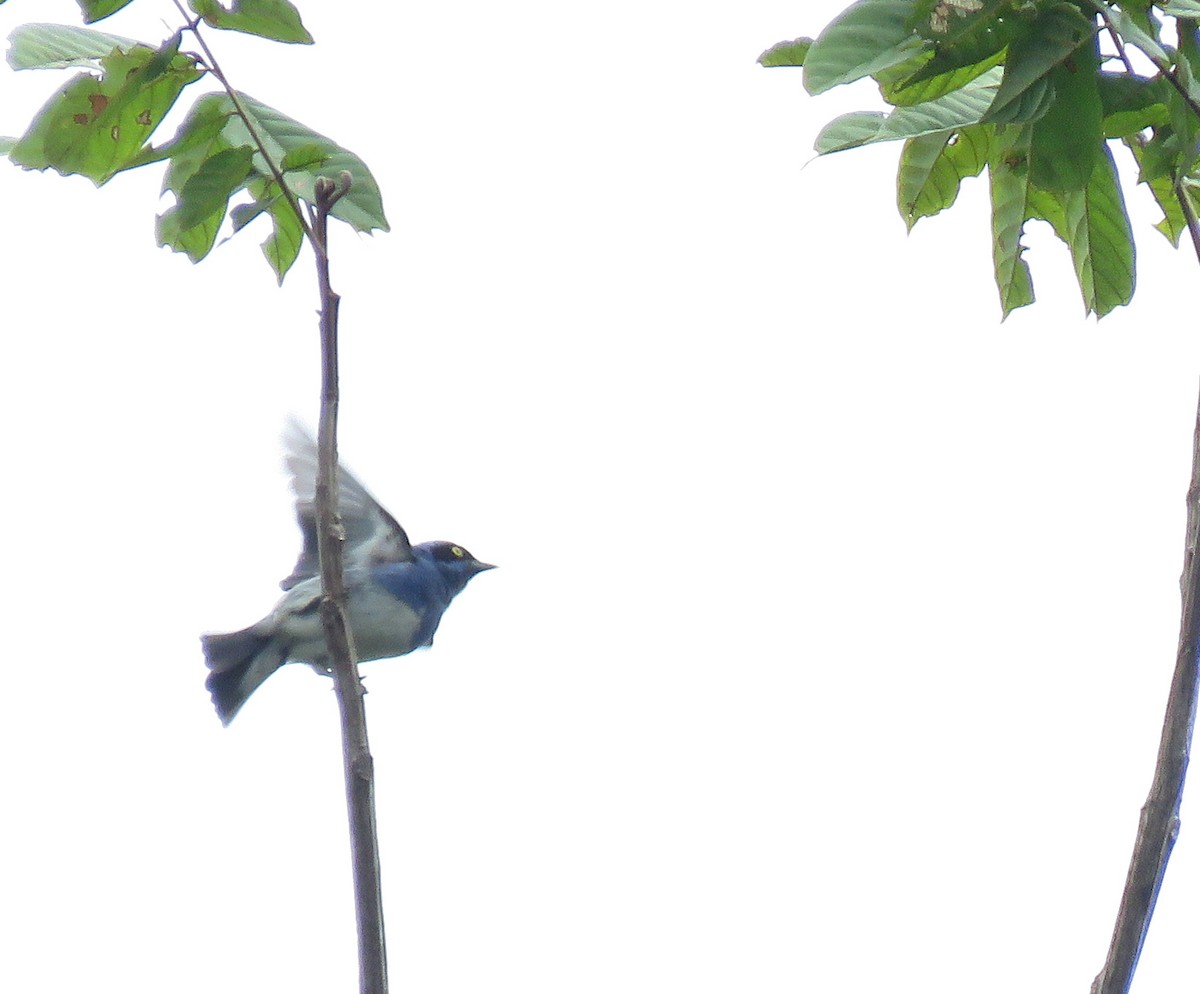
xmin=451 ymin=546 xmax=465 ymax=558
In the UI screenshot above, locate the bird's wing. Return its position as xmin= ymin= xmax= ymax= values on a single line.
xmin=279 ymin=419 xmax=414 ymax=590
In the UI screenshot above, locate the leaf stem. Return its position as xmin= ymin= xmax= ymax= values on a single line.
xmin=170 ymin=0 xmax=316 ymax=247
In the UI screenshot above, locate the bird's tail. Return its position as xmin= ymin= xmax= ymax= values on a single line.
xmin=201 ymin=625 xmax=288 ymax=725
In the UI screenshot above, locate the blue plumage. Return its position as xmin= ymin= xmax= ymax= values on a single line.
xmin=201 ymin=424 xmax=494 ymax=724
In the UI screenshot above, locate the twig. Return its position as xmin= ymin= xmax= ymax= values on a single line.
xmin=1103 ymin=18 xmax=1136 ymax=75
xmin=1090 ymin=388 xmax=1200 ymax=994
xmin=171 ymin=0 xmax=316 ymax=246
xmin=1090 ymin=1 xmax=1200 ymax=121
xmin=310 ymin=172 xmax=388 ymax=994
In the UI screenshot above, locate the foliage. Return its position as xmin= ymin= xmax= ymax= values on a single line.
xmin=1 ymin=1 xmax=387 ymax=283
xmin=759 ymin=0 xmax=1200 ymax=319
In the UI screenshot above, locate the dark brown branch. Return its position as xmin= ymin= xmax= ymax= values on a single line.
xmin=1103 ymin=19 xmax=1136 ymax=75
xmin=1091 ymin=387 xmax=1200 ymax=994
xmin=310 ymin=172 xmax=388 ymax=994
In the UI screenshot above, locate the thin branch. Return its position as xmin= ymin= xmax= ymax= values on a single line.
xmin=311 ymin=172 xmax=388 ymax=994
xmin=1091 ymin=1 xmax=1200 ymax=121
xmin=1104 ymin=19 xmax=1137 ymax=76
xmin=1091 ymin=388 xmax=1200 ymax=994
xmin=171 ymin=0 xmax=316 ymax=247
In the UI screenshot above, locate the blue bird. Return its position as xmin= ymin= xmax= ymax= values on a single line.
xmin=202 ymin=423 xmax=494 ymax=724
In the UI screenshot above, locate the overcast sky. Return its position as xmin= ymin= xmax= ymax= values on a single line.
xmin=2 ymin=2 xmax=1198 ymax=992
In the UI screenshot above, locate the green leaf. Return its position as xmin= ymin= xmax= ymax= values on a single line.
xmin=815 ymin=64 xmax=1002 ymax=152
xmin=1029 ymin=39 xmax=1102 ymax=192
xmin=280 ymin=141 xmax=331 ymax=172
xmin=9 ymin=42 xmax=202 ymax=184
xmin=175 ymin=145 xmax=255 ymax=230
xmin=0 ymin=136 xmax=15 ymax=155
xmin=1029 ymin=145 xmax=1134 ymax=316
xmin=886 ymin=1 xmax=1018 ymax=104
xmin=148 ymin=91 xmax=232 ymax=176
xmin=898 ymin=124 xmax=989 ymax=228
xmin=157 ymin=95 xmax=241 ymax=260
xmin=804 ymin=0 xmax=928 ymax=95
xmin=75 ymin=0 xmax=136 ymax=23
xmin=7 ymin=23 xmax=139 ymax=70
xmin=1098 ymin=72 xmax=1169 ymax=137
xmin=884 ymin=46 xmax=1005 ymax=106
xmin=263 ymin=194 xmax=304 ymax=282
xmin=1161 ymin=0 xmax=1200 ymax=15
xmin=983 ymin=3 xmax=1095 ymax=123
xmin=758 ymin=38 xmax=813 ymax=67
xmin=230 ymin=196 xmax=274 ymax=231
xmin=220 ymin=92 xmax=389 ymax=232
xmin=156 ymin=200 xmax=225 ymax=261
xmin=988 ymin=123 xmax=1035 ymax=317
xmin=911 ymin=0 xmax=1009 ymax=43
xmin=188 ymin=0 xmax=313 ymax=44
xmin=1125 ymin=136 xmax=1187 ymax=244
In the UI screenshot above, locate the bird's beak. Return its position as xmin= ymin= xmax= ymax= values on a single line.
xmin=475 ymin=562 xmax=498 ymax=572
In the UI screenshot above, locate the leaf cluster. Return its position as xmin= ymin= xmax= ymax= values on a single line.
xmin=760 ymin=0 xmax=1200 ymax=318
xmin=2 ymin=0 xmax=388 ymax=283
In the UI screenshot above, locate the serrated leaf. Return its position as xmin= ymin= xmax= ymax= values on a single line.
xmin=815 ymin=65 xmax=1002 ymax=153
xmin=7 ymin=23 xmax=139 ymax=70
xmin=219 ymin=92 xmax=388 ymax=232
xmin=758 ymin=38 xmax=813 ymax=67
xmin=9 ymin=42 xmax=202 ymax=184
xmin=983 ymin=3 xmax=1095 ymax=124
xmin=189 ymin=0 xmax=313 ymax=44
xmin=898 ymin=124 xmax=988 ymax=227
xmin=804 ymin=0 xmax=928 ymax=95
xmin=75 ymin=0 xmax=136 ymax=23
xmin=988 ymin=123 xmax=1035 ymax=317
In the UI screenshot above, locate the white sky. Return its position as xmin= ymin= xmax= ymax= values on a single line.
xmin=1 ymin=1 xmax=1198 ymax=992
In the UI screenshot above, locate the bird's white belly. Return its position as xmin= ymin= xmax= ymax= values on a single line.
xmin=275 ymin=583 xmax=425 ymax=665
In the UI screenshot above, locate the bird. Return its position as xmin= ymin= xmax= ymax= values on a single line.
xmin=201 ymin=421 xmax=494 ymax=724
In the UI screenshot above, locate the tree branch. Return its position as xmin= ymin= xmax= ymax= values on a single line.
xmin=1091 ymin=386 xmax=1200 ymax=994
xmin=310 ymin=171 xmax=388 ymax=994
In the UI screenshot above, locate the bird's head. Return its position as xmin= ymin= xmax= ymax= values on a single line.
xmin=417 ymin=540 xmax=496 ymax=595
